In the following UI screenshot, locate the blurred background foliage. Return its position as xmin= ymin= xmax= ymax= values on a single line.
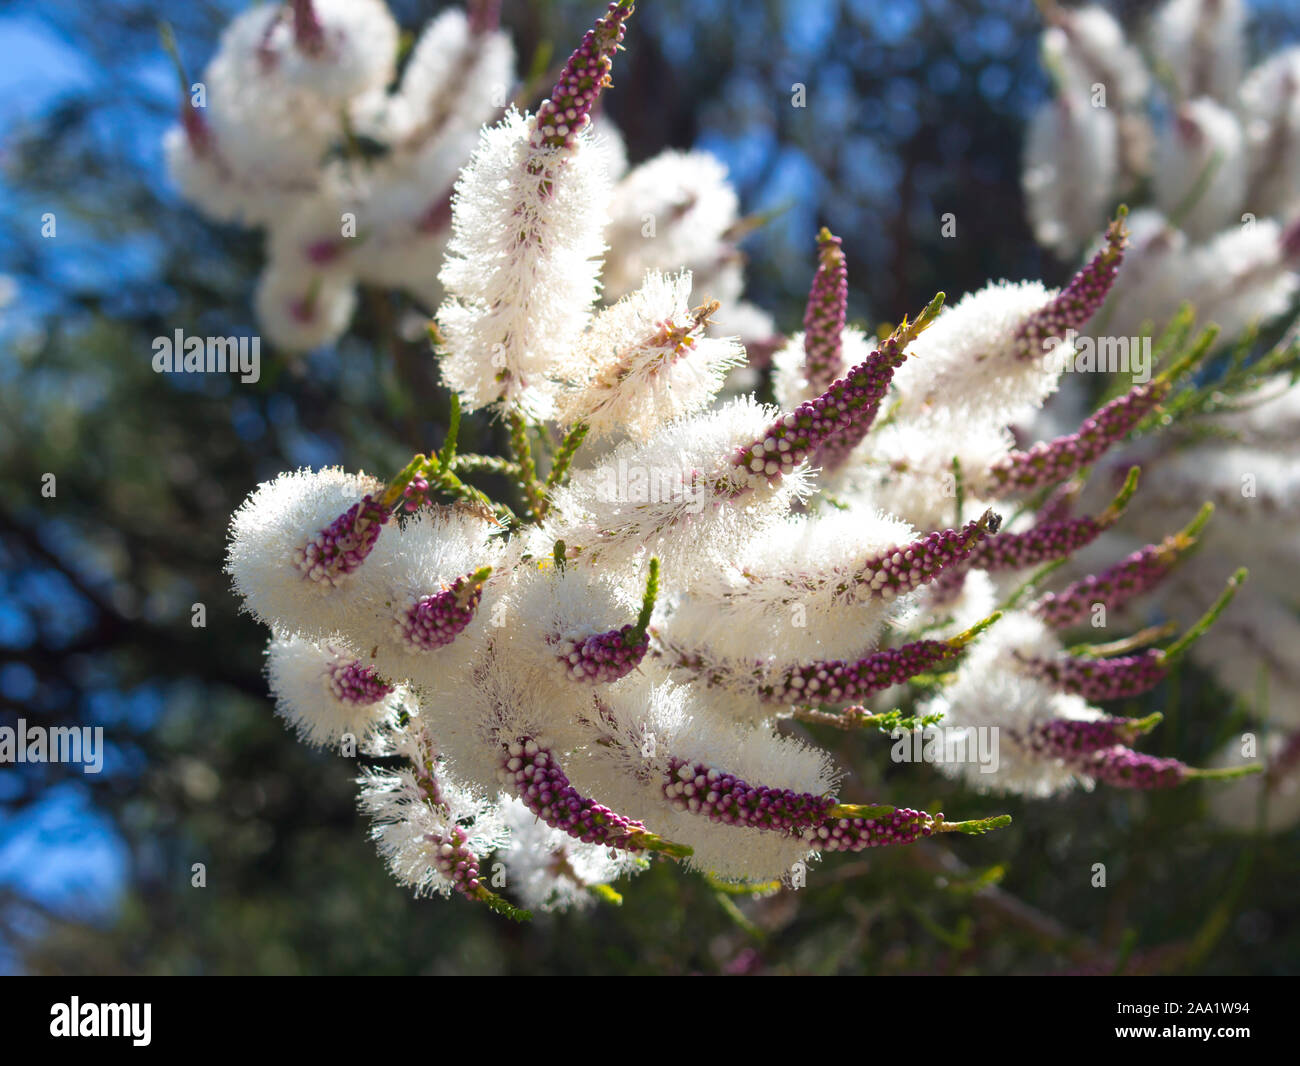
xmin=1 ymin=0 xmax=1299 ymax=975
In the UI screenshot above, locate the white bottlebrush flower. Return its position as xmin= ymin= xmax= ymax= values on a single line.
xmin=359 ymin=717 xmax=509 ymax=899
xmin=436 ymin=108 xmax=611 ymax=417
xmin=1180 ymin=219 xmax=1300 ymax=342
xmin=266 ymin=632 xmax=409 ymax=748
xmin=263 ymin=0 xmax=399 ymax=104
xmin=1023 ymin=94 xmax=1118 ymax=257
xmin=337 ymin=507 xmax=507 ymax=695
xmin=661 ymin=506 xmax=920 ymax=667
xmin=1153 ymin=98 xmax=1246 ymax=242
xmin=888 ymin=280 xmax=1064 ymax=430
xmin=226 ymin=466 xmax=387 ymax=640
xmin=544 ymin=396 xmax=811 ymax=572
xmin=556 ymin=270 xmax=745 ymax=440
xmin=602 ymin=150 xmax=740 ymax=303
xmin=199 ymin=7 xmax=343 ymax=189
xmin=498 ymin=797 xmax=646 ymax=912
xmin=254 ymin=263 xmax=358 ymax=351
xmin=1150 ymin=0 xmax=1247 ymax=106
xmin=919 ymin=610 xmax=1108 ymax=798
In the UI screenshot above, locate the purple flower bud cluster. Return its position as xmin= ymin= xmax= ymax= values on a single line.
xmin=1024 ymin=716 xmax=1156 ymax=760
xmin=1015 ymin=649 xmax=1167 ymax=701
xmin=500 ymin=737 xmax=653 ymax=851
xmin=804 ymin=806 xmax=936 ymax=852
xmin=968 ymin=514 xmax=1103 ymax=572
xmin=325 ymin=657 xmax=394 ymax=705
xmin=294 ymin=494 xmax=390 ymax=586
xmin=732 ymin=330 xmax=917 ymax=488
xmin=532 ymin=2 xmax=633 ymax=151
xmin=662 ymin=758 xmax=835 ymax=831
xmin=1081 ymin=747 xmax=1187 ymax=789
xmin=989 ymin=379 xmax=1168 ymax=495
xmin=402 ymin=474 xmax=430 ymax=513
xmin=556 ymin=625 xmax=649 ymax=683
xmin=399 ymin=571 xmax=488 ymax=650
xmin=1013 ymin=215 xmax=1128 ymax=360
xmin=763 ymin=637 xmax=962 ymax=705
xmin=802 ymin=229 xmax=849 ymax=393
xmin=426 ymin=827 xmax=484 ymax=898
xmin=1034 ymin=537 xmax=1181 ymax=628
xmin=852 ymin=512 xmax=1000 ymax=600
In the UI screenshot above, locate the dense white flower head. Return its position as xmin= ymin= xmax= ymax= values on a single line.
xmin=1239 ymin=46 xmax=1300 ymax=221
xmin=226 ymin=466 xmax=385 ymax=639
xmin=266 ymin=632 xmax=409 ymax=748
xmin=556 ymin=270 xmax=745 ymax=440
xmin=437 ymin=108 xmax=611 ymax=417
xmin=889 ymin=279 xmax=1064 ymax=430
xmin=920 ymin=610 xmax=1106 ymax=798
xmin=1044 ymin=5 xmax=1149 ymax=109
xmin=499 ymin=797 xmax=646 ymax=911
xmin=220 ymin=2 xmax=1277 ymax=920
xmin=544 ymin=396 xmax=811 ymax=571
xmin=267 ymin=0 xmax=400 ymax=103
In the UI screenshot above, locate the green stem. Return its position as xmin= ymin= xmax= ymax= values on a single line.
xmin=507 ymin=411 xmax=546 ymax=522
xmin=1161 ymin=567 xmax=1247 ymax=664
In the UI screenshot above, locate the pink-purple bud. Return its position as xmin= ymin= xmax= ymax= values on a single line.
xmin=732 ymin=323 xmax=922 ymax=488
xmin=990 ymin=379 xmax=1168 ymax=495
xmin=764 ymin=637 xmax=964 ymax=705
xmin=1014 ymin=212 xmax=1128 ymax=360
xmin=400 ymin=570 xmax=488 ymax=650
xmin=802 ymin=229 xmax=849 ymax=393
xmin=532 ymin=2 xmax=633 ymax=152
xmin=1033 ymin=536 xmax=1183 ymax=628
xmin=663 ymin=758 xmax=835 ymax=831
xmin=556 ymin=625 xmax=649 ymax=683
xmin=325 ymin=657 xmax=394 ymax=705
xmin=1015 ymin=649 xmax=1167 ymax=701
xmin=499 ymin=736 xmax=654 ymax=851
xmin=969 ymin=514 xmax=1103 ymax=572
xmin=294 ymin=495 xmax=390 ymax=586
xmin=854 ymin=511 xmax=1001 ymax=599
xmin=804 ymin=806 xmax=936 ymax=852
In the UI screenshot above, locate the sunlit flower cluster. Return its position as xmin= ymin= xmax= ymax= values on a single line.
xmin=220 ymin=2 xmax=1272 ymax=917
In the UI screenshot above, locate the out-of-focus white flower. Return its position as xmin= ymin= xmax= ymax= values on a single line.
xmin=1153 ymin=98 xmax=1246 ymax=242
xmin=1150 ymin=0 xmax=1247 ymax=107
xmin=1239 ymin=46 xmax=1300 ymax=221
xmin=254 ymin=264 xmax=357 ymax=352
xmin=1024 ymin=94 xmax=1118 ymax=257
xmin=1207 ymin=731 xmax=1300 ymax=834
xmin=603 ymin=150 xmax=741 ymax=303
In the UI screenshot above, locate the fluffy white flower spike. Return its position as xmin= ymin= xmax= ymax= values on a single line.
xmin=556 ymin=271 xmax=744 ymax=440
xmin=436 ymin=3 xmax=635 ymax=416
